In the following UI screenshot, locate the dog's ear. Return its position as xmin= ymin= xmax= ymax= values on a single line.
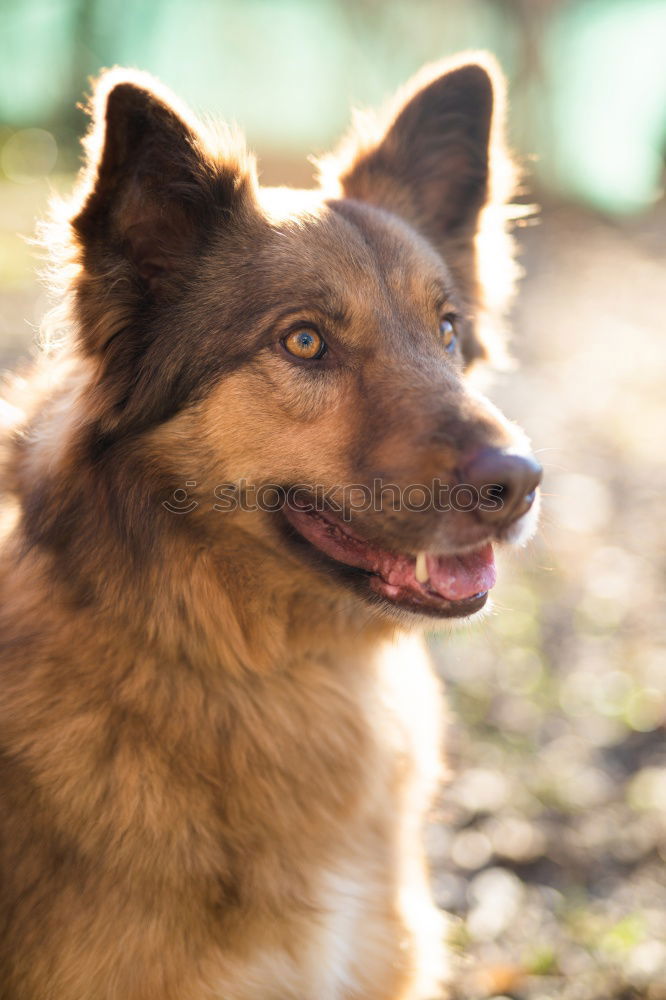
xmin=332 ymin=58 xmax=503 ymax=243
xmin=323 ymin=56 xmax=515 ymax=362
xmin=70 ymin=69 xmax=255 ymax=352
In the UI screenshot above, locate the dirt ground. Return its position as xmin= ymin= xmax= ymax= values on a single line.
xmin=1 ymin=181 xmax=665 ymax=999
xmin=430 ymin=206 xmax=666 ymax=999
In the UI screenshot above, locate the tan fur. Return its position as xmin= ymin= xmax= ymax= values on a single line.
xmin=0 ymin=59 xmax=535 ymax=999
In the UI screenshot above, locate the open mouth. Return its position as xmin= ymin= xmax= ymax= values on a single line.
xmin=282 ymin=497 xmax=496 ymax=619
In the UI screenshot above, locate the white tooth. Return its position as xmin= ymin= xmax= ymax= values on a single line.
xmin=415 ymin=551 xmax=429 ymax=584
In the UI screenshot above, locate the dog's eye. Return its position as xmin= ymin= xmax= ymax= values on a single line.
xmin=439 ymin=315 xmax=458 ymax=352
xmin=283 ymin=328 xmax=326 ymax=360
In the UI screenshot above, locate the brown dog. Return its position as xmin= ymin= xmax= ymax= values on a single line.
xmin=0 ymin=56 xmax=540 ymax=999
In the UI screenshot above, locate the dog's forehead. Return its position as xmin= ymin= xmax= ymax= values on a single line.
xmin=254 ymin=194 xmax=452 ymax=319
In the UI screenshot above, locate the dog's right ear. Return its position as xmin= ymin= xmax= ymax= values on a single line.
xmin=70 ymin=69 xmax=255 ymax=352
xmin=319 ymin=55 xmax=516 ymax=363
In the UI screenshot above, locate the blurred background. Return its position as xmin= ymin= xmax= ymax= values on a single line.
xmin=1 ymin=0 xmax=665 ymax=997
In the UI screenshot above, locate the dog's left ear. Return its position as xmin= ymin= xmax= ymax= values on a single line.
xmin=62 ymin=69 xmax=258 ymax=436
xmin=332 ymin=57 xmax=504 ymax=245
xmin=70 ymin=69 xmax=256 ymax=353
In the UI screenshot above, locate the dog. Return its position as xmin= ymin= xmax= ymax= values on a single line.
xmin=0 ymin=55 xmax=541 ymax=999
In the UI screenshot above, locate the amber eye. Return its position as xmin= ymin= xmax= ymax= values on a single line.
xmin=283 ymin=328 xmax=326 ymax=360
xmin=439 ymin=315 xmax=458 ymax=352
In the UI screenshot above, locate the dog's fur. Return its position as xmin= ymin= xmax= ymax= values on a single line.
xmin=0 ymin=57 xmax=537 ymax=999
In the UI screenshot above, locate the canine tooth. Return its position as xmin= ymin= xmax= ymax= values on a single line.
xmin=415 ymin=551 xmax=429 ymax=584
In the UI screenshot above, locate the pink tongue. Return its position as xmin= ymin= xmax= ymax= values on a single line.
xmin=285 ymin=505 xmax=496 ymax=603
xmin=374 ymin=543 xmax=496 ymax=601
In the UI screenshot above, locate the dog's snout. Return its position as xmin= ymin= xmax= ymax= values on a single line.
xmin=464 ymin=448 xmax=542 ymax=524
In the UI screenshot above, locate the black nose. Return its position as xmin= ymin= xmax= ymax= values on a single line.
xmin=463 ymin=448 xmax=542 ymax=524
